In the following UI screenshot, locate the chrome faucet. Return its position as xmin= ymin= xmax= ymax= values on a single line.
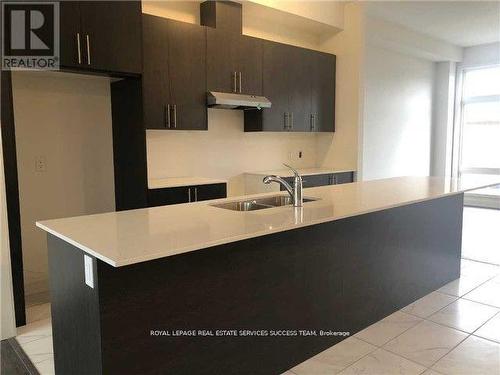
xmin=263 ymin=164 xmax=303 ymax=207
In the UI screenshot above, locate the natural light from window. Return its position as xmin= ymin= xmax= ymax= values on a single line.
xmin=460 ymin=66 xmax=500 ymax=172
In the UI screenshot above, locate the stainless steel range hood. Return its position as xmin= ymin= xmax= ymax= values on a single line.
xmin=207 ymin=91 xmax=272 ymax=110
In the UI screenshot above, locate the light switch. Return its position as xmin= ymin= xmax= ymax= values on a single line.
xmin=84 ymin=255 xmax=94 ymax=288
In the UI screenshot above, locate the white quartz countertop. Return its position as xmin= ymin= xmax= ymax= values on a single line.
xmin=246 ymin=167 xmax=355 ymax=177
xmin=36 ymin=176 xmax=500 ymax=267
xmin=148 ymin=177 xmax=227 ymax=189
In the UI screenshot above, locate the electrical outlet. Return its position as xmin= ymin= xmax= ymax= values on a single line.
xmin=84 ymin=255 xmax=94 ymax=288
xmin=35 ymin=156 xmax=46 ymax=172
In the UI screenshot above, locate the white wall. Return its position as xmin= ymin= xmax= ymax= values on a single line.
xmin=364 ymin=16 xmax=462 ymax=62
xmin=460 ymin=42 xmax=500 ymax=68
xmin=246 ymin=0 xmax=344 ymax=30
xmin=315 ymin=2 xmax=365 ymax=173
xmin=11 ymin=71 xmax=116 ymax=297
xmin=147 ymin=110 xmax=318 ymax=196
xmin=431 ymin=62 xmax=456 ymax=178
xmin=361 ymin=44 xmax=435 ymax=180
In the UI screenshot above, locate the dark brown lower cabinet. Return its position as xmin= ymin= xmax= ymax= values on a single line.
xmin=148 ymin=183 xmax=227 ymax=207
xmin=333 ymin=172 xmax=354 ymax=185
xmin=281 ymin=172 xmax=354 ymax=191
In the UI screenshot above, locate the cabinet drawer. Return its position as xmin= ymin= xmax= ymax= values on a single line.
xmin=148 ymin=183 xmax=227 ymax=207
xmin=195 ymin=183 xmax=227 ymax=202
xmin=332 ymin=172 xmax=354 ymax=185
xmin=148 ymin=186 xmax=190 ymax=207
xmin=302 ymin=174 xmax=332 ymax=188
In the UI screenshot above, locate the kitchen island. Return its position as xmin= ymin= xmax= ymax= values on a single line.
xmin=36 ymin=176 xmax=499 ymax=375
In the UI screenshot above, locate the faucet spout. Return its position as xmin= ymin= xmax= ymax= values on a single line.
xmin=262 ymin=164 xmax=303 ymax=207
xmin=263 ymin=175 xmax=294 ymax=197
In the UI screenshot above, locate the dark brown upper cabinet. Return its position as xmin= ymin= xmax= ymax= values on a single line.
xmin=245 ymin=41 xmax=310 ymax=132
xmin=287 ymin=46 xmax=313 ymax=132
xmin=310 ymin=51 xmax=336 ymax=132
xmin=206 ymin=28 xmax=263 ymax=96
xmin=59 ymin=1 xmax=142 ymax=75
xmin=142 ymin=15 xmax=207 ymax=130
xmin=245 ymin=40 xmax=335 ymax=133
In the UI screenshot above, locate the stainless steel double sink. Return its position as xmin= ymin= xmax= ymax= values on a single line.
xmin=211 ymin=195 xmax=319 ymax=211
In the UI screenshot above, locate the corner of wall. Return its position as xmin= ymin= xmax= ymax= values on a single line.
xmin=315 ymin=2 xmax=366 ymax=174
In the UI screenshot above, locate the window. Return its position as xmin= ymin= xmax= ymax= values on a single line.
xmin=457 ymin=65 xmax=500 ymax=207
xmin=459 ymin=66 xmax=500 ymax=176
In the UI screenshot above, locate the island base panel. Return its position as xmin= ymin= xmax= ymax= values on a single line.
xmin=47 ymin=194 xmax=463 ymax=375
xmin=47 ymin=235 xmax=102 ymax=375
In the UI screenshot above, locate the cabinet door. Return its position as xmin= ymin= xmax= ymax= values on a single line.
xmin=288 ymin=46 xmax=311 ymax=132
xmin=79 ymin=1 xmax=142 ymax=74
xmin=59 ymin=1 xmax=82 ymax=69
xmin=236 ymin=35 xmax=262 ymax=95
xmin=301 ymin=174 xmax=332 ymax=188
xmin=148 ymin=187 xmax=190 ymax=207
xmin=206 ymin=29 xmax=239 ymax=93
xmin=280 ymin=174 xmax=337 ymax=191
xmin=194 ymin=184 xmax=227 ymax=202
xmin=311 ymin=52 xmax=335 ymax=132
xmin=332 ymin=172 xmax=354 ymax=185
xmin=168 ymin=20 xmax=207 ymax=130
xmin=142 ymin=15 xmax=170 ymax=129
xmin=260 ymin=41 xmax=290 ymax=131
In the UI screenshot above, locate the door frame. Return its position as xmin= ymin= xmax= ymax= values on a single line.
xmin=1 ymin=71 xmax=27 ymax=326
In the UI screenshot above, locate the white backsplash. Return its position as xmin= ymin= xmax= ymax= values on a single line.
xmin=146 ymin=109 xmax=319 ymax=196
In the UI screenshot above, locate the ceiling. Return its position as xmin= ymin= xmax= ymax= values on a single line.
xmin=365 ymin=1 xmax=500 ymax=47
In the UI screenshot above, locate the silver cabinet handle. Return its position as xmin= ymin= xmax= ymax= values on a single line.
xmin=85 ymin=34 xmax=91 ymax=65
xmin=283 ymin=112 xmax=288 ymax=130
xmin=194 ymin=187 xmax=198 ymax=202
xmin=311 ymin=114 xmax=316 ymax=131
xmin=238 ymin=72 xmax=242 ymax=93
xmin=290 ymin=112 xmax=294 ymax=130
xmin=76 ymin=33 xmax=82 ymax=64
xmin=188 ymin=188 xmax=191 ymax=203
xmin=232 ymin=72 xmax=237 ymax=93
xmin=165 ymin=104 xmax=171 ymax=128
xmin=173 ymin=105 xmax=177 ymax=128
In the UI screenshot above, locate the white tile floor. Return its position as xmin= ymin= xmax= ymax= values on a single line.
xmin=17 ymin=304 xmax=54 ymax=374
xmin=462 ymin=207 xmax=500 ymax=266
xmin=16 ymin=208 xmax=500 ymax=375
xmin=286 ymin=258 xmax=500 ymax=375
